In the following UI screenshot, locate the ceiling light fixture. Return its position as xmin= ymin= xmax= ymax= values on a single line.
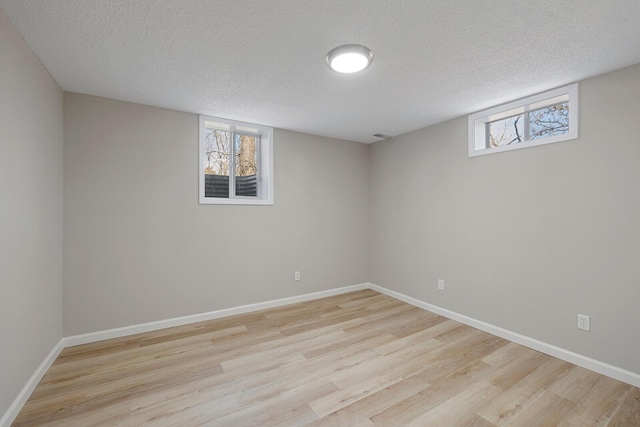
xmin=326 ymin=44 xmax=373 ymax=74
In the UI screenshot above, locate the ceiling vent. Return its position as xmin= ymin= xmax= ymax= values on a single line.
xmin=373 ymin=133 xmax=391 ymax=139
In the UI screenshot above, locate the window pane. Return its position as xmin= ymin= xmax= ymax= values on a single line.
xmin=234 ymin=134 xmax=258 ymax=197
xmin=487 ymin=114 xmax=524 ymax=148
xmin=204 ymin=128 xmax=230 ymax=198
xmin=529 ymin=102 xmax=569 ymax=140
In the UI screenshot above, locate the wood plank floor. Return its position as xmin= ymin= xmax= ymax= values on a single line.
xmin=13 ymin=290 xmax=640 ymax=426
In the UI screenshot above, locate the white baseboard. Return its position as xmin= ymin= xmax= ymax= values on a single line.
xmin=63 ymin=283 xmax=369 ymax=347
xmin=0 ymin=339 xmax=65 ymax=427
xmin=367 ymin=282 xmax=640 ymax=388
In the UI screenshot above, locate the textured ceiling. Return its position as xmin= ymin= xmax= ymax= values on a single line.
xmin=2 ymin=1 xmax=640 ymax=143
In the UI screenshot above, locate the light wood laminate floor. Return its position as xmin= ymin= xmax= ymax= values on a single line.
xmin=13 ymin=290 xmax=640 ymax=426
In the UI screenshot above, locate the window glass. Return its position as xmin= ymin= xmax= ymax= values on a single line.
xmin=529 ymin=102 xmax=569 ymax=140
xmin=234 ymin=134 xmax=259 ymax=197
xmin=487 ymin=114 xmax=524 ymax=148
xmin=204 ymin=129 xmax=231 ymax=198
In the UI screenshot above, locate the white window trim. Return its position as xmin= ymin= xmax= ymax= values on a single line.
xmin=468 ymin=83 xmax=578 ymax=157
xmin=199 ymin=115 xmax=274 ymax=205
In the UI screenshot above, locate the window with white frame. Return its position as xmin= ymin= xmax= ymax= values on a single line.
xmin=468 ymin=83 xmax=578 ymax=157
xmin=199 ymin=115 xmax=273 ymax=205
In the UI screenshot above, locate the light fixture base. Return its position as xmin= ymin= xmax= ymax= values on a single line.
xmin=326 ymin=44 xmax=374 ymax=74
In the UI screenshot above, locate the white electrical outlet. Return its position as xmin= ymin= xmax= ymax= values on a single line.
xmin=294 ymin=271 xmax=300 ymax=281
xmin=577 ymin=314 xmax=590 ymax=331
xmin=438 ymin=279 xmax=444 ymax=291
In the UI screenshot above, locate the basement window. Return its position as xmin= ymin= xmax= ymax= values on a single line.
xmin=468 ymin=83 xmax=578 ymax=157
xmin=199 ymin=115 xmax=273 ymax=205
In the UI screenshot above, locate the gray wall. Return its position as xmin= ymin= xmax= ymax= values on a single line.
xmin=63 ymin=93 xmax=370 ymax=335
xmin=370 ymin=64 xmax=640 ymax=375
xmin=0 ymin=8 xmax=64 ymax=416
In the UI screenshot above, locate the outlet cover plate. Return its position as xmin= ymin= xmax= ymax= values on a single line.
xmin=577 ymin=314 xmax=590 ymax=331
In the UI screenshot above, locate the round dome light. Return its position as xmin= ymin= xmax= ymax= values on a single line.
xmin=326 ymin=44 xmax=373 ymax=74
